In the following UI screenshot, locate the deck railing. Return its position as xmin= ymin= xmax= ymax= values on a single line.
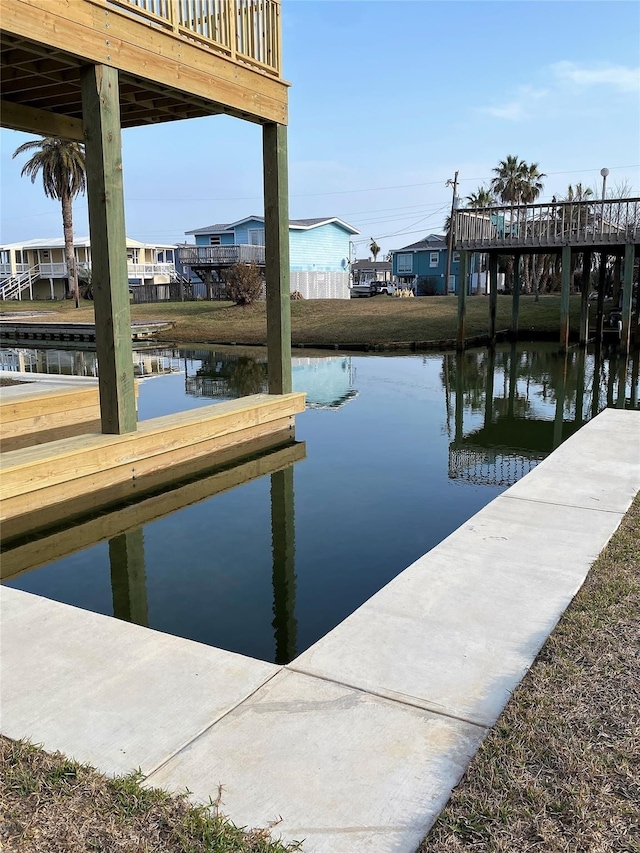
xmin=178 ymin=244 xmax=266 ymax=266
xmin=103 ymin=0 xmax=282 ymax=76
xmin=454 ymin=197 xmax=640 ymax=251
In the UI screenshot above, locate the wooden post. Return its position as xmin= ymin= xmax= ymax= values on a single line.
xmin=109 ymin=529 xmax=148 ymax=627
xmin=270 ymin=466 xmax=297 ymax=664
xmin=630 ymin=349 xmax=639 ymax=409
xmin=579 ymin=250 xmax=592 ymax=347
xmin=81 ymin=64 xmax=136 ymax=434
xmin=560 ymin=246 xmax=571 ymax=351
xmin=456 ymin=250 xmax=468 ymax=351
xmin=553 ymin=353 xmax=567 ymax=449
xmin=616 ymin=353 xmax=628 ymax=409
xmin=511 ymin=252 xmax=521 ymax=339
xmin=488 ymin=252 xmax=498 ymax=345
xmin=454 ymin=353 xmax=464 ymax=445
xmin=507 ymin=342 xmax=518 ymax=419
xmin=620 ymin=242 xmax=635 ymax=354
xmin=591 ymin=344 xmax=602 ymax=420
xmin=596 ymin=252 xmax=607 ymax=345
xmin=575 ymin=347 xmax=586 ymax=424
xmin=263 ymin=123 xmax=292 ymax=395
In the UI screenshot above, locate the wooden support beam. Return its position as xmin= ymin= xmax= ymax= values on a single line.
xmin=81 ymin=64 xmax=137 ymax=434
xmin=0 ymin=99 xmax=83 ymax=139
xmin=560 ymin=246 xmax=571 ymax=351
xmin=596 ymin=252 xmax=607 ymax=345
xmin=456 ymin=250 xmax=468 ymax=351
xmin=270 ymin=465 xmax=297 ymax=664
xmin=579 ymin=250 xmax=592 ymax=347
xmin=263 ymin=122 xmax=292 ymax=395
xmin=512 ymin=251 xmax=521 ymax=339
xmin=488 ymin=252 xmax=498 ymax=345
xmin=553 ymin=353 xmax=568 ymax=449
xmin=484 ymin=346 xmax=495 ymax=428
xmin=620 ymin=242 xmax=635 ymax=354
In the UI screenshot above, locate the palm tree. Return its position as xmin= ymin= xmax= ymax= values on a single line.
xmin=490 ymin=156 xmax=546 ymax=205
xmin=466 ymin=186 xmax=495 ymax=208
xmin=13 ymin=136 xmax=86 ymax=307
xmin=369 ymin=238 xmax=381 ymax=262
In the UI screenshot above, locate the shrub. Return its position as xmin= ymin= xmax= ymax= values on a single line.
xmin=223 ymin=262 xmax=264 ymax=306
xmin=290 ymin=290 xmax=304 ymax=300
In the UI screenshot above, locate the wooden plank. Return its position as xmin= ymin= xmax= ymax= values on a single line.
xmin=0 ymin=99 xmax=83 ymax=140
xmin=263 ymin=122 xmax=292 ymax=394
xmin=1 ymin=441 xmax=306 ymax=580
xmin=1 ymin=425 xmax=298 ymax=541
xmin=1 ymin=418 xmax=103 ymax=453
xmin=0 ymin=393 xmax=305 ymax=500
xmin=81 ymin=64 xmax=137 ymax=434
xmin=0 ymin=386 xmax=100 ymax=423
xmin=560 ymin=246 xmax=571 ymax=350
xmin=2 ymin=0 xmax=288 ymax=125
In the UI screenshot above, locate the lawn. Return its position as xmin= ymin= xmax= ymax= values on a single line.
xmin=0 ymin=294 xmax=588 ymax=349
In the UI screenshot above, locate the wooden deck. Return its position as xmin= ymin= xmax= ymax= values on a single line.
xmin=0 ymin=391 xmax=305 ymax=539
xmin=454 ymin=198 xmax=640 ymax=252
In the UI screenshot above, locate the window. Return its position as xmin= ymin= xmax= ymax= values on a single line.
xmin=429 ymin=252 xmax=439 ymax=268
xmin=248 ymin=229 xmax=265 ymax=246
xmin=396 ymin=253 xmax=412 ymax=274
xmin=209 ymin=236 xmax=221 ymax=246
xmin=453 ymin=252 xmax=460 ymax=263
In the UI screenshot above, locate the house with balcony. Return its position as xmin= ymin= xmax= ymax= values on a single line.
xmin=391 ymin=234 xmax=462 ymax=295
xmin=0 ymin=237 xmax=178 ymax=301
xmin=180 ymin=216 xmax=360 ymax=299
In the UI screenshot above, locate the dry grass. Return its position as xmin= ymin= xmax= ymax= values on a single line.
xmin=0 ymin=295 xmax=586 ymax=348
xmin=0 ymin=738 xmax=302 ymax=853
xmin=420 ymin=493 xmax=640 ymax=853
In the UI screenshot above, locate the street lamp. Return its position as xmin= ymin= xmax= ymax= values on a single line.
xmin=600 ymin=167 xmax=609 ymax=236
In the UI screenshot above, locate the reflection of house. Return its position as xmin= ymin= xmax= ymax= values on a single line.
xmin=0 ymin=347 xmax=183 ymax=378
xmin=351 ymin=260 xmax=392 ymax=286
xmin=180 ymin=216 xmax=360 ymax=300
xmin=292 ymin=357 xmax=357 ymax=409
xmin=391 ymin=234 xmax=461 ymax=294
xmin=0 ymin=237 xmax=178 ymax=300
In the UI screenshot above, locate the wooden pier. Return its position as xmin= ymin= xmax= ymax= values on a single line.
xmin=0 ymin=320 xmax=174 ymax=343
xmin=454 ymin=198 xmax=639 ymax=352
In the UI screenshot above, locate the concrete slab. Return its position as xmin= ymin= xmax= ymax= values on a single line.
xmin=0 ymin=587 xmax=278 ymax=775
xmin=291 ymin=497 xmax=628 ymax=726
xmin=505 ymin=409 xmax=639 ymax=513
xmin=147 ymin=668 xmax=486 ymax=853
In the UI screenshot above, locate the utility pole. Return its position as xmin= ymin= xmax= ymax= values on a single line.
xmin=446 ymin=171 xmax=459 ymax=295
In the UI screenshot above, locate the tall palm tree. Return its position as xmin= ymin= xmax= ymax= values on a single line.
xmin=490 ymin=155 xmax=526 ymax=205
xmin=13 ymin=136 xmax=86 ymax=307
xmin=369 ymin=238 xmax=381 ymax=262
xmin=518 ymin=162 xmax=545 ymax=203
xmin=466 ymin=186 xmax=495 ymax=208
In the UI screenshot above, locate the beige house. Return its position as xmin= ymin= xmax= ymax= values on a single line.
xmin=0 ymin=237 xmax=178 ymax=300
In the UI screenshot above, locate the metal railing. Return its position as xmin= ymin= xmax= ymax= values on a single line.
xmin=454 ymin=197 xmax=640 ymax=251
xmin=103 ymin=0 xmax=282 ymax=76
xmin=178 ymin=244 xmax=266 ymax=265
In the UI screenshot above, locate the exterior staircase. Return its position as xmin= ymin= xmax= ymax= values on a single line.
xmin=0 ymin=266 xmax=40 ymax=300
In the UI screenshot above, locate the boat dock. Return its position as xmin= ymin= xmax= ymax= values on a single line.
xmin=1 ymin=407 xmax=638 ymax=852
xmin=0 ymin=319 xmax=175 ymax=343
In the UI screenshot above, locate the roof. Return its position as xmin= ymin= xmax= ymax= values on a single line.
xmin=395 ymin=234 xmax=448 ymax=252
xmin=186 ymin=216 xmax=360 ymax=237
xmin=351 ymin=260 xmax=391 ymax=271
xmin=1 ymin=237 xmax=177 ymax=250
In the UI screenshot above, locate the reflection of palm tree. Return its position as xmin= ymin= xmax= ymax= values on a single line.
xmin=13 ymin=137 xmax=86 ymax=307
xmin=198 ymin=355 xmax=268 ymax=397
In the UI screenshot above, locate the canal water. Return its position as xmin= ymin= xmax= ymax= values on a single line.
xmin=2 ymin=343 xmax=638 ymax=663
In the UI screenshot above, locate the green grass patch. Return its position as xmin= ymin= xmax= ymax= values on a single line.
xmin=0 ymin=737 xmax=303 ymax=852
xmin=1 ymin=294 xmax=589 ymax=349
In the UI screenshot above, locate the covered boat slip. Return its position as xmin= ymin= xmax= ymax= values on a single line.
xmin=1 ymin=0 xmax=299 ymax=510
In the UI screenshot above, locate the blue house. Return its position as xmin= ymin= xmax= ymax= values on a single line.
xmin=391 ymin=234 xmax=461 ymax=295
xmin=181 ymin=216 xmax=360 ymax=299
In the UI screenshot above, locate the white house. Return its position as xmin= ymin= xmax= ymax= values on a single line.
xmin=0 ymin=237 xmax=178 ymax=300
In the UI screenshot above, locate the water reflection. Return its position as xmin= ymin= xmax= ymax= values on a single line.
xmin=0 ymin=345 xmax=182 ymax=378
xmin=444 ymin=344 xmax=638 ymax=487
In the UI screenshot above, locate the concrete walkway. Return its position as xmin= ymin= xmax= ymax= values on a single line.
xmin=1 ymin=408 xmax=638 ymax=852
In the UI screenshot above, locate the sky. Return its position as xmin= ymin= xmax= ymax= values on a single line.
xmin=1 ymin=0 xmax=639 ymax=260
